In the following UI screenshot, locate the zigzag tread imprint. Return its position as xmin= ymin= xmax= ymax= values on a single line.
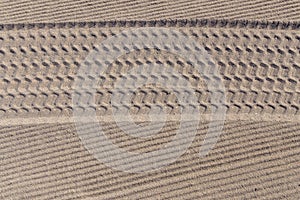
xmin=0 ymin=24 xmax=300 ymax=118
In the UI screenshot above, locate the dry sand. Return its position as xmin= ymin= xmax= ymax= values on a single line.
xmin=0 ymin=1 xmax=299 ymax=200
xmin=0 ymin=121 xmax=299 ymax=199
xmin=1 ymin=0 xmax=300 ymax=23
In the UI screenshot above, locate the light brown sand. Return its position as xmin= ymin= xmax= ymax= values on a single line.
xmin=0 ymin=2 xmax=300 ymax=200
xmin=1 ymin=0 xmax=300 ymax=23
xmin=0 ymin=121 xmax=299 ymax=199
xmin=0 ymin=23 xmax=299 ymax=121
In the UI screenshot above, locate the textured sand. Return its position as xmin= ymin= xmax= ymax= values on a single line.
xmin=0 ymin=21 xmax=300 ymax=122
xmin=0 ymin=1 xmax=300 ymax=200
xmin=0 ymin=121 xmax=299 ymax=199
xmin=1 ymin=0 xmax=300 ymax=23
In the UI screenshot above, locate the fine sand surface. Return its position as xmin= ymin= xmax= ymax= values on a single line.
xmin=0 ymin=121 xmax=299 ymax=199
xmin=0 ymin=1 xmax=300 ymax=199
xmin=1 ymin=0 xmax=300 ymax=23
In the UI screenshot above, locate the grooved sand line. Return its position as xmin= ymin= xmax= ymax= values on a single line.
xmin=1 ymin=19 xmax=300 ymax=30
xmin=0 ymin=113 xmax=300 ymax=126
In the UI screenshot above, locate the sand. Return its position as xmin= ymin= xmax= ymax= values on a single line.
xmin=1 ymin=0 xmax=300 ymax=23
xmin=0 ymin=2 xmax=299 ymax=200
